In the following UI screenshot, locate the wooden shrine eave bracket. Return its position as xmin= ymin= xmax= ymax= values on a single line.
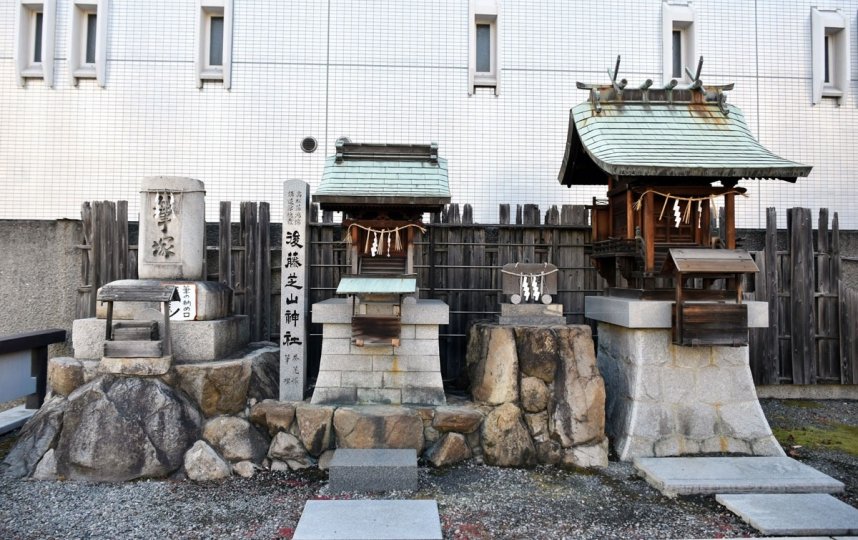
xmin=660 ymin=248 xmax=759 ymax=276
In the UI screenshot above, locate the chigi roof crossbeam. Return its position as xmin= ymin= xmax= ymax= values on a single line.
xmin=576 ymin=55 xmax=734 ymax=114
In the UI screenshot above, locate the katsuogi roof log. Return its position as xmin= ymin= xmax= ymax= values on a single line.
xmin=558 ymin=57 xmax=812 ymax=185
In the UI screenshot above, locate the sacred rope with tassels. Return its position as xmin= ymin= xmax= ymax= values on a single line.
xmin=632 ymin=189 xmax=749 ymax=225
xmin=500 ymin=262 xmax=559 ymax=303
xmin=344 ymin=223 xmax=427 ymax=257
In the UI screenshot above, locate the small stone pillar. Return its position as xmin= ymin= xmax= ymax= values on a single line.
xmin=586 ymin=296 xmax=784 ymax=461
xmin=138 ymin=176 xmax=206 ymax=280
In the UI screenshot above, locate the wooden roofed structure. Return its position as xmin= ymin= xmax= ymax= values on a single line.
xmin=558 ymin=57 xmax=812 ymax=292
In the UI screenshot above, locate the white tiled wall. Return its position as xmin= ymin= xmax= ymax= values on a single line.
xmin=0 ymin=0 xmax=856 ymax=228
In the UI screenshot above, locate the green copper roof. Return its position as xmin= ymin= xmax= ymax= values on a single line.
xmin=558 ymin=101 xmax=812 ymax=185
xmin=313 ymin=143 xmax=451 ymax=210
xmin=336 ymin=276 xmax=417 ymax=295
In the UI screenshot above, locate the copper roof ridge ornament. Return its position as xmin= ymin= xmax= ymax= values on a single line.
xmin=576 ymin=55 xmax=734 ymax=115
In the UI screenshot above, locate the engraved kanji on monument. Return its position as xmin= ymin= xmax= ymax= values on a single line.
xmin=139 ymin=176 xmax=206 ymax=280
xmin=280 ymin=180 xmax=309 ymax=400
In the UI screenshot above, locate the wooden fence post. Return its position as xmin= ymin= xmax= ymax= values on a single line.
xmin=789 ymin=207 xmax=815 ymax=384
xmin=763 ymin=207 xmax=779 ymax=384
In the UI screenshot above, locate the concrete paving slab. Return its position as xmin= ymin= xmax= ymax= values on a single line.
xmin=329 ymin=449 xmax=418 ymax=492
xmin=293 ymin=500 xmax=442 ymax=540
xmin=716 ymin=494 xmax=858 ymax=536
xmin=634 ymin=457 xmax=845 ymax=496
xmin=0 ymin=405 xmax=35 ymax=435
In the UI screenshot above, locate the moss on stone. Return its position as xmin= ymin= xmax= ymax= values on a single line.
xmin=780 ymin=400 xmax=823 ymax=409
xmin=773 ymin=423 xmax=858 ymax=456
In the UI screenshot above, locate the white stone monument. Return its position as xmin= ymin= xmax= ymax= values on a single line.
xmin=280 ymin=180 xmax=309 ymax=401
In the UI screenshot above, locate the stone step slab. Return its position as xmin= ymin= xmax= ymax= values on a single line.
xmin=293 ymin=500 xmax=442 ymax=540
xmin=328 ymin=449 xmax=417 ymax=492
xmin=0 ymin=405 xmax=35 ymax=435
xmin=634 ymin=457 xmax=845 ymax=497
xmin=716 ymin=493 xmax=858 ymax=536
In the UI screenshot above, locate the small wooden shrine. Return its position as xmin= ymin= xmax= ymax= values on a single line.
xmin=310 ymin=141 xmax=450 ymax=405
xmin=558 ymin=57 xmax=811 ymax=345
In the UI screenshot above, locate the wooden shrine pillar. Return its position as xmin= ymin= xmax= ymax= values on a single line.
xmin=644 ymin=190 xmax=655 ymax=273
xmin=725 ymin=192 xmax=736 ymax=249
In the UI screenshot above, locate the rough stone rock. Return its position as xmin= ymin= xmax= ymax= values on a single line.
xmin=233 ymin=460 xmax=255 ymax=478
xmin=203 ymin=416 xmax=269 ymax=463
xmin=174 ymin=359 xmax=251 ymax=417
xmin=432 ymin=406 xmax=484 ymax=434
xmin=250 ymin=400 xmax=296 ymax=436
xmin=424 ymin=425 xmax=441 ymax=445
xmin=270 ymin=460 xmax=290 ymax=472
xmin=1 ymin=395 xmax=66 ymax=478
xmin=295 ymin=404 xmax=335 ymax=457
xmin=467 ymin=326 xmax=519 ymax=405
xmin=425 ymin=433 xmax=472 ymax=467
xmin=317 ymin=449 xmax=335 ymax=470
xmin=481 ymin=403 xmax=536 ymax=467
xmin=48 ymin=357 xmax=84 ymax=397
xmin=268 ymin=432 xmax=312 ymax=468
xmin=247 ymin=344 xmax=280 ymax=401
xmin=333 ymin=406 xmax=424 ymax=450
xmin=32 ymin=448 xmax=58 ymax=480
xmin=551 ymin=326 xmax=606 ymax=448
xmin=561 ymin=438 xmax=609 ymax=469
xmin=525 ymin=411 xmax=550 ymax=442
xmin=184 ymin=440 xmax=231 ymax=481
xmin=514 ymin=327 xmax=559 ymax=383
xmin=520 ymin=377 xmax=550 ymax=413
xmin=536 ymin=440 xmax=563 ymax=465
xmin=54 ymin=375 xmax=202 ymax=481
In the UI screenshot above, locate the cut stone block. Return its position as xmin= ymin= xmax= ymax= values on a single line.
xmin=635 ymin=457 xmax=845 ymax=497
xmin=328 ymin=448 xmax=418 ymax=492
xmin=716 ymin=493 xmax=858 ymax=536
xmin=498 ymin=303 xmax=566 ymax=325
xmin=73 ymin=316 xmax=249 ymax=362
xmin=99 ymin=355 xmax=171 ymax=376
xmin=293 ymin=500 xmax=442 ymax=540
xmin=0 ymin=405 xmax=36 ymax=436
xmin=96 ymin=280 xmax=232 ymax=321
xmin=585 ymin=296 xmax=769 ymax=328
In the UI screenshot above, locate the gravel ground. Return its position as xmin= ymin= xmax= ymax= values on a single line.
xmin=0 ymin=398 xmax=855 ymax=540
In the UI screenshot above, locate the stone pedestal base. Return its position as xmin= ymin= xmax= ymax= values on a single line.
xmin=311 ymin=299 xmax=447 ymax=405
xmin=596 ymin=322 xmax=784 ymax=460
xmin=498 ymin=303 xmax=566 ymax=325
xmin=100 ymin=355 xmax=171 ymax=376
xmin=73 ymin=315 xmax=249 ymax=363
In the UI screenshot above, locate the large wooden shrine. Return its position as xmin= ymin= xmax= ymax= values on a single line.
xmin=559 ymin=57 xmax=811 ymax=345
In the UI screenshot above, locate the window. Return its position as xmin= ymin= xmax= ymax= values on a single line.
xmin=196 ymin=0 xmax=233 ymax=89
xmin=662 ymin=2 xmax=694 ymax=84
xmin=14 ymin=0 xmax=56 ymax=87
xmin=468 ymin=0 xmax=500 ymax=95
xmin=69 ymin=0 xmax=108 ymax=87
xmin=811 ymin=8 xmax=849 ymax=104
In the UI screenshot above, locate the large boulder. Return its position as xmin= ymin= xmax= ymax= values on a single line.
xmin=333 ymin=406 xmax=424 ymax=450
xmin=432 ymin=406 xmax=484 ymax=433
xmin=550 ymin=326 xmax=606 ymax=448
xmin=514 ymin=327 xmax=559 ymax=383
xmin=203 ymin=416 xmax=269 ymax=463
xmin=467 ymin=326 xmax=518 ymax=405
xmin=247 ymin=344 xmax=280 ymax=401
xmin=480 ymin=403 xmax=535 ymax=467
xmin=295 ymin=404 xmax=335 ymax=457
xmin=54 ymin=375 xmax=202 ymax=481
xmin=174 ymin=359 xmax=251 ymax=417
xmin=48 ymin=357 xmax=85 ymax=397
xmin=424 ymin=433 xmax=471 ymax=467
xmin=249 ymin=400 xmax=296 ymax=436
xmin=32 ymin=448 xmax=58 ymax=480
xmin=184 ymin=440 xmax=231 ymax=481
xmin=1 ymin=395 xmax=66 ymax=478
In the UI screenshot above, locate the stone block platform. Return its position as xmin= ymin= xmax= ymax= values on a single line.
xmin=328 ymin=449 xmax=418 ymax=492
xmin=294 ymin=500 xmax=442 ymax=540
xmin=716 ymin=493 xmax=858 ymax=536
xmin=311 ymin=298 xmax=447 ymax=405
xmin=635 ymin=457 xmax=845 ymax=497
xmin=588 ymin=296 xmax=782 ymax=460
xmin=72 ymin=315 xmax=249 ymax=363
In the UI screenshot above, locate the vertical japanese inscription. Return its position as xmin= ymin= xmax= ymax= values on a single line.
xmin=280 ymin=180 xmax=309 ymax=400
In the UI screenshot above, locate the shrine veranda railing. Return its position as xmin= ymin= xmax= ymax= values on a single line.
xmin=76 ymin=201 xmax=858 ymax=389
